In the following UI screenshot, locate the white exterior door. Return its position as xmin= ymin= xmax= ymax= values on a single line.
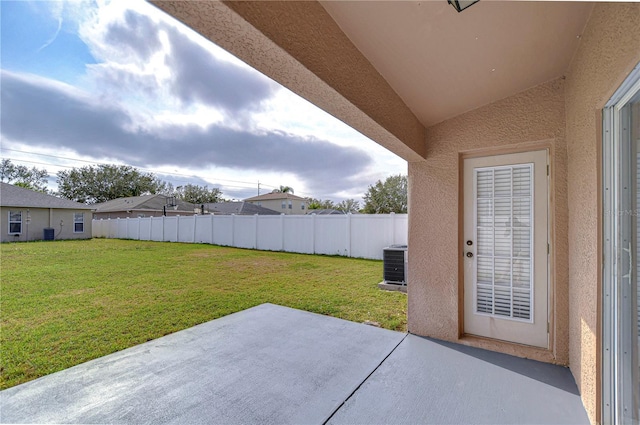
xmin=463 ymin=150 xmax=549 ymax=348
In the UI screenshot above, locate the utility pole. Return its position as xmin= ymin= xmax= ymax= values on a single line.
xmin=257 ymin=181 xmax=261 ymax=196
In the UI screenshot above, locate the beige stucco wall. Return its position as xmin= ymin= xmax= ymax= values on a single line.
xmin=246 ymin=199 xmax=306 ymax=215
xmin=563 ymin=3 xmax=640 ymax=423
xmin=408 ymin=78 xmax=568 ymax=363
xmin=0 ymin=207 xmax=92 ymax=243
xmin=408 ymin=4 xmax=640 ymax=423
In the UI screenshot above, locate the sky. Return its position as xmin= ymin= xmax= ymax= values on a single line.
xmin=0 ymin=0 xmax=406 ymax=202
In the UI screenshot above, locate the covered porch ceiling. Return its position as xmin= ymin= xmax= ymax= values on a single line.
xmin=152 ymin=1 xmax=594 ymax=161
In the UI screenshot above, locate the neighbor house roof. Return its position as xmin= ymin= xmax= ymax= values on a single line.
xmin=0 ymin=182 xmax=94 ymax=210
xmin=308 ymin=209 xmax=346 ymax=215
xmin=204 ymin=202 xmax=280 ymax=215
xmin=93 ymin=194 xmax=195 ymax=213
xmin=244 ymin=192 xmax=307 ymax=202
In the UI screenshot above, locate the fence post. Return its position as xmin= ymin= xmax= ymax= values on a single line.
xmin=311 ymin=213 xmax=316 ymax=254
xmin=149 ymin=217 xmax=152 ymax=240
xmin=176 ymin=216 xmax=180 ymax=242
xmin=231 ymin=214 xmax=235 ymax=247
xmin=193 ymin=215 xmax=197 ymax=243
xmin=254 ymin=214 xmax=258 ymax=249
xmin=391 ymin=212 xmax=396 ymax=244
xmin=280 ymin=214 xmax=285 ymax=251
xmin=162 ymin=216 xmax=165 ymax=241
xmin=346 ymin=213 xmax=352 ymax=257
xmin=210 ymin=214 xmax=214 ymax=245
xmin=137 ymin=218 xmax=141 ymax=240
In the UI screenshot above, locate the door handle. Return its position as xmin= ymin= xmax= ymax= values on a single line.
xmin=466 ymin=252 xmax=473 ymax=258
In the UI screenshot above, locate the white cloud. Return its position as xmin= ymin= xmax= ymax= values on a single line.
xmin=3 ymin=0 xmax=406 ymax=203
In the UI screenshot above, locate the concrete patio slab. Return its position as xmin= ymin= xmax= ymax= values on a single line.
xmin=328 ymin=335 xmax=589 ymax=425
xmin=1 ymin=303 xmax=588 ymax=424
xmin=0 ymin=303 xmax=404 ymax=424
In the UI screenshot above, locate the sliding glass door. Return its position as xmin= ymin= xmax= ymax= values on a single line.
xmin=603 ymin=64 xmax=640 ymax=425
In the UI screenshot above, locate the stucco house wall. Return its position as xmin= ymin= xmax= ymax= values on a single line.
xmin=244 ymin=194 xmax=307 ymax=215
xmin=409 ymin=78 xmax=568 ymax=364
xmin=408 ymin=4 xmax=640 ymax=422
xmin=250 ymin=199 xmax=305 ymax=215
xmin=1 ymin=207 xmax=92 ymax=242
xmin=1 ymin=183 xmax=94 ymax=243
xmin=563 ymin=3 xmax=640 ymax=422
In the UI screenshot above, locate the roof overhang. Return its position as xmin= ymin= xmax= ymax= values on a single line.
xmin=152 ymin=1 xmax=593 ymax=161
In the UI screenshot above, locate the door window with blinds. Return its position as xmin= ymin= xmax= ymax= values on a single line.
xmin=475 ymin=164 xmax=533 ymax=322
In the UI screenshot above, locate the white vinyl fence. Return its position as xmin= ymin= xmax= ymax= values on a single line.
xmin=92 ymin=213 xmax=407 ymax=260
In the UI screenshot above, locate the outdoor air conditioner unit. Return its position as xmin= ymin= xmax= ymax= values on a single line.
xmin=383 ymin=245 xmax=408 ymax=285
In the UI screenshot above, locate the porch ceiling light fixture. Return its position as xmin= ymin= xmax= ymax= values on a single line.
xmin=447 ymin=0 xmax=479 ymax=13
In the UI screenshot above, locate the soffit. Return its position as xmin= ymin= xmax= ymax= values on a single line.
xmin=321 ymin=1 xmax=594 ymax=126
xmin=153 ymin=0 xmax=428 ymax=161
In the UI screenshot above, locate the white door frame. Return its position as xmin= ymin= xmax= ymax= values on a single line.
xmin=462 ymin=149 xmax=550 ymax=348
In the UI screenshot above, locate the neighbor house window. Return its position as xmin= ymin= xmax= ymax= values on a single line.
xmin=74 ymin=213 xmax=84 ymax=233
xmin=301 ymin=203 xmax=305 ymax=210
xmin=288 ymin=200 xmax=292 ymax=209
xmin=281 ymin=201 xmax=286 ymax=209
xmin=8 ymin=211 xmax=22 ymax=234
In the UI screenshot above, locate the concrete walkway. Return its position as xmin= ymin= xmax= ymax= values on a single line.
xmin=1 ymin=304 xmax=588 ymax=424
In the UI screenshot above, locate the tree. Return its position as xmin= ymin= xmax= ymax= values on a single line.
xmin=336 ymin=199 xmax=361 ymax=213
xmin=56 ymin=164 xmax=168 ymax=204
xmin=307 ymin=198 xmax=335 ymax=210
xmin=0 ymin=159 xmax=49 ymax=192
xmin=362 ymin=174 xmax=407 ymax=214
xmin=158 ymin=181 xmax=175 ymax=197
xmin=272 ymin=185 xmax=294 ymax=194
xmin=174 ymin=184 xmax=223 ymax=204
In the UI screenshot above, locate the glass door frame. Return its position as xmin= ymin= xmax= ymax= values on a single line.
xmin=602 ymin=62 xmax=640 ymax=425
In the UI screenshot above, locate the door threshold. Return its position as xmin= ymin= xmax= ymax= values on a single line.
xmin=458 ymin=334 xmax=559 ymax=365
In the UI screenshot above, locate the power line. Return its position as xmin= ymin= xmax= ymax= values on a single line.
xmin=3 ymin=154 xmax=311 ymax=196
xmin=2 ymin=148 xmax=266 ymax=187
xmin=3 ymin=157 xmax=260 ymax=191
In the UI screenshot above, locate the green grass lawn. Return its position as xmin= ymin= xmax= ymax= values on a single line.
xmin=0 ymin=239 xmax=406 ymax=389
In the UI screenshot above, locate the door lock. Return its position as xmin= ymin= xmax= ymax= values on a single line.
xmin=466 ymin=240 xmax=473 ymax=246
xmin=466 ymin=252 xmax=473 ymax=258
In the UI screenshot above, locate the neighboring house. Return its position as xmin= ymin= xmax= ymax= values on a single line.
xmin=93 ymin=194 xmax=196 ymax=219
xmin=244 ymin=192 xmax=308 ymax=215
xmin=203 ymin=201 xmax=280 ymax=215
xmin=154 ymin=3 xmax=639 ymax=423
xmin=0 ymin=182 xmax=93 ymax=242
